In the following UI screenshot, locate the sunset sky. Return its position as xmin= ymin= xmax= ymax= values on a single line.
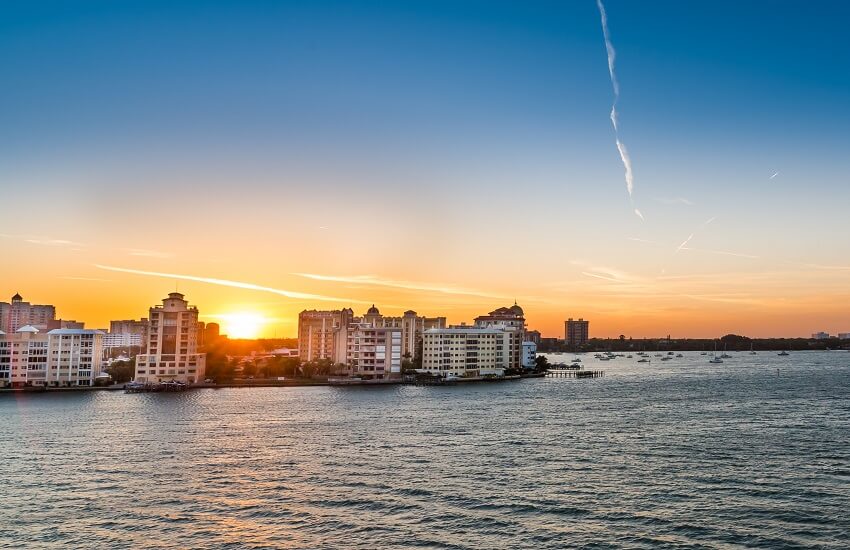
xmin=2 ymin=1 xmax=849 ymax=339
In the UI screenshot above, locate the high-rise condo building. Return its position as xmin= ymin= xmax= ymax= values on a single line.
xmin=474 ymin=303 xmax=526 ymax=370
xmin=0 ymin=293 xmax=56 ymax=333
xmin=298 ymin=306 xmax=446 ymax=366
xmin=134 ymin=293 xmax=206 ymax=384
xmin=565 ymin=318 xmax=590 ymax=348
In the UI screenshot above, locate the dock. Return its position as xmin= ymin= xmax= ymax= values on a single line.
xmin=545 ymin=369 xmax=604 ymax=378
xmin=124 ymin=382 xmax=188 ymax=393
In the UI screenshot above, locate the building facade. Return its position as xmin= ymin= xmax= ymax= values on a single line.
xmin=522 ymin=341 xmax=537 ymax=369
xmin=565 ymin=318 xmax=590 ymax=347
xmin=0 ymin=326 xmax=104 ymax=388
xmin=474 ymin=304 xmax=526 ymax=370
xmin=134 ymin=293 xmax=206 ymax=384
xmin=298 ymin=306 xmax=446 ymax=366
xmin=0 ymin=293 xmax=56 ymax=333
xmin=812 ymin=332 xmax=830 ymax=340
xmin=421 ymin=327 xmax=508 ymax=378
xmin=346 ymin=322 xmax=402 ymax=379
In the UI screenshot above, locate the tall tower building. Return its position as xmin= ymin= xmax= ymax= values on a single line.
xmin=565 ymin=318 xmax=590 ymax=348
xmin=134 ymin=293 xmax=205 ymax=384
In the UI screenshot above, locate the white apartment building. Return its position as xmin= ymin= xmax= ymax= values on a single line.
xmin=0 ymin=326 xmax=104 ymax=388
xmin=134 ymin=293 xmax=205 ymax=384
xmin=0 ymin=293 xmax=56 ymax=333
xmin=346 ymin=322 xmax=402 ymax=379
xmin=522 ymin=341 xmax=537 ymax=369
xmin=103 ymin=332 xmax=144 ymax=348
xmin=421 ymin=327 xmax=508 ymax=378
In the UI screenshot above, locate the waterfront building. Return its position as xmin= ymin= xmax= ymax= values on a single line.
xmin=522 ymin=341 xmax=537 ymax=369
xmin=812 ymin=332 xmax=830 ymax=340
xmin=420 ymin=326 xmax=509 ymax=378
xmin=0 ymin=325 xmax=104 ymax=388
xmin=298 ymin=306 xmax=445 ymax=365
xmin=134 ymin=293 xmax=206 ymax=384
xmin=525 ymin=329 xmax=542 ymax=345
xmin=565 ymin=318 xmax=590 ymax=348
xmin=346 ymin=322 xmax=403 ymax=379
xmin=0 ymin=293 xmax=56 ymax=333
xmin=839 ymin=333 xmax=850 ymax=340
xmin=298 ymin=308 xmax=355 ymax=363
xmin=474 ymin=303 xmax=526 ymax=370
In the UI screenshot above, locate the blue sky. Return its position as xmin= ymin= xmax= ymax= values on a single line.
xmin=2 ymin=1 xmax=849 ymax=337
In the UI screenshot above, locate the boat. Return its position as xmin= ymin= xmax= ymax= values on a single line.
xmin=676 ymin=353 xmax=684 ymax=358
xmin=749 ymin=343 xmax=757 ymax=355
xmin=709 ymin=341 xmax=723 ymax=363
xmin=626 ymin=354 xmax=633 ymax=358
xmin=719 ymin=344 xmax=732 ymax=359
xmin=778 ymin=350 xmax=790 ymax=356
xmin=661 ymin=356 xmax=672 ymax=361
xmin=637 ymin=358 xmax=650 ymax=363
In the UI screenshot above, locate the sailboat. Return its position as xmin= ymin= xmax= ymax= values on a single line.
xmin=709 ymin=341 xmax=723 ymax=363
xmin=749 ymin=343 xmax=757 ymax=355
xmin=720 ymin=343 xmax=732 ymax=359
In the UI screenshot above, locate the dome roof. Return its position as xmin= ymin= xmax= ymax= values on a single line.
xmin=366 ymin=304 xmax=380 ymax=315
xmin=509 ymin=303 xmax=524 ymax=316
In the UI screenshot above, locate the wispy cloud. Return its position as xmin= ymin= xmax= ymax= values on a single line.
xmin=655 ymin=197 xmax=695 ymax=206
xmin=292 ymin=273 xmax=509 ymax=300
xmin=94 ymin=265 xmax=369 ymax=303
xmin=1 ymin=233 xmax=87 ymax=248
xmin=59 ymin=276 xmax=113 ymax=282
xmin=597 ymin=0 xmax=641 ymax=219
xmin=125 ymin=248 xmax=175 ymax=259
xmin=679 ymin=246 xmax=761 ymax=259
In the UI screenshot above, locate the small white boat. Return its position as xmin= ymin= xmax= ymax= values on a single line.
xmin=709 ymin=356 xmax=723 ymax=364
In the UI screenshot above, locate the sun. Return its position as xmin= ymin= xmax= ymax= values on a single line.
xmin=218 ymin=312 xmax=265 ymax=339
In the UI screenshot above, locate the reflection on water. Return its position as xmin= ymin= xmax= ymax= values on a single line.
xmin=2 ymin=352 xmax=849 ymax=548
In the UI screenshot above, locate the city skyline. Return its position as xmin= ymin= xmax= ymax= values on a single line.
xmin=3 ymin=1 xmax=850 ymax=338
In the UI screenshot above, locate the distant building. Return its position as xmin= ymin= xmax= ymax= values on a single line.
xmin=134 ymin=293 xmax=206 ymax=384
xmin=565 ymin=318 xmax=590 ymax=348
xmin=421 ymin=326 xmax=509 ymax=378
xmin=47 ymin=319 xmax=85 ymax=330
xmin=838 ymin=333 xmax=850 ymax=340
xmin=522 ymin=341 xmax=537 ymax=369
xmin=110 ymin=319 xmax=148 ymax=336
xmin=0 ymin=293 xmax=56 ymax=333
xmin=0 ymin=325 xmax=104 ymax=388
xmin=525 ymin=330 xmax=542 ymax=345
xmin=812 ymin=332 xmax=830 ymax=340
xmin=103 ymin=332 xmax=144 ymax=349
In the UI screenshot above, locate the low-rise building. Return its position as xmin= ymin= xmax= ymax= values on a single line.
xmin=522 ymin=341 xmax=537 ymax=369
xmin=838 ymin=333 xmax=850 ymax=340
xmin=0 ymin=325 xmax=104 ymax=388
xmin=812 ymin=332 xmax=830 ymax=340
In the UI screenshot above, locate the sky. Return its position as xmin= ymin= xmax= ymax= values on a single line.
xmin=2 ymin=0 xmax=849 ymax=339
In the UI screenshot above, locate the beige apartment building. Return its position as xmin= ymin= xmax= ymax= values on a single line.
xmin=346 ymin=322 xmax=403 ymax=379
xmin=420 ymin=326 xmax=509 ymax=378
xmin=298 ymin=306 xmax=445 ymax=365
xmin=134 ymin=293 xmax=205 ymax=384
xmin=473 ymin=303 xmax=526 ymax=370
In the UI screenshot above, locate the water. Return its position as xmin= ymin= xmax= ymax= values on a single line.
xmin=2 ymin=352 xmax=849 ymax=549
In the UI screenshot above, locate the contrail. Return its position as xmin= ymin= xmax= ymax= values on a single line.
xmin=597 ymin=0 xmax=641 ymax=219
xmin=769 ymin=171 xmax=779 ymax=180
xmin=676 ymin=233 xmax=695 ymax=253
xmin=675 ymin=217 xmax=716 ymax=253
xmin=94 ymin=264 xmax=369 ymax=303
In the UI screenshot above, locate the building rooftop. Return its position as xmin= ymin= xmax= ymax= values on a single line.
xmin=47 ymin=329 xmax=106 ymax=335
xmin=425 ymin=327 xmax=506 ymax=335
xmin=16 ymin=325 xmax=39 ymax=333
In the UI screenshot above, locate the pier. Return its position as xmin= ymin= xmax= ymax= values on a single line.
xmin=124 ymin=381 xmax=188 ymax=393
xmin=545 ymin=369 xmax=604 ymax=378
